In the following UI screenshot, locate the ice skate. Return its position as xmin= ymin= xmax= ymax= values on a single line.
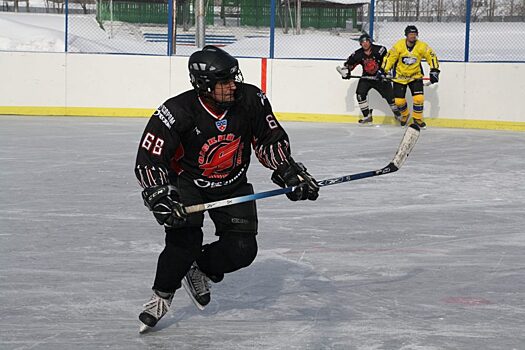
xmin=399 ymin=114 xmax=410 ymax=127
xmin=412 ymin=118 xmax=427 ymax=129
xmin=394 ymin=111 xmax=402 ymax=123
xmin=358 ymin=110 xmax=373 ymax=126
xmin=182 ymin=262 xmax=211 ymax=310
xmin=138 ymin=290 xmax=174 ymax=333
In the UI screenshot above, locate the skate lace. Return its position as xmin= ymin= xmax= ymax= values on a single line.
xmin=189 ymin=266 xmax=210 ymax=296
xmin=142 ymin=293 xmax=172 ymax=318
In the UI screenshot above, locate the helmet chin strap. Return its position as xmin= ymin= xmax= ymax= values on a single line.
xmin=200 ymin=93 xmax=235 ymax=112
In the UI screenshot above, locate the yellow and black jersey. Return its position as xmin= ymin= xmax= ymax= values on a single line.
xmin=382 ymin=38 xmax=439 ymax=84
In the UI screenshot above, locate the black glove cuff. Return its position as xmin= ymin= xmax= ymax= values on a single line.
xmin=142 ymin=185 xmax=180 ymax=210
xmin=271 ymin=171 xmax=286 ymax=188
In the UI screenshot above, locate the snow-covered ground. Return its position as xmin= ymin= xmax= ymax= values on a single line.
xmin=1 ymin=11 xmax=525 ymax=61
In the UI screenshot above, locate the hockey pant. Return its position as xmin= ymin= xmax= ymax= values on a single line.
xmin=152 ymin=178 xmax=258 ymax=293
xmin=356 ymin=80 xmax=399 ymax=118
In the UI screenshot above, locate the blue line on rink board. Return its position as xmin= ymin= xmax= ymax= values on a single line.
xmin=143 ymin=33 xmax=237 ymax=44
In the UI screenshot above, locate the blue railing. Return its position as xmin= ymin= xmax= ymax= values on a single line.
xmin=3 ymin=0 xmax=523 ymax=62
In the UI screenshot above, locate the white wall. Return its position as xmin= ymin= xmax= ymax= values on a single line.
xmin=0 ymin=52 xmax=263 ymax=116
xmin=66 ymin=54 xmax=171 ymax=109
xmin=0 ymin=51 xmax=524 ymax=128
xmin=270 ymin=60 xmax=525 ymax=123
xmin=1 ymin=52 xmax=66 ymax=108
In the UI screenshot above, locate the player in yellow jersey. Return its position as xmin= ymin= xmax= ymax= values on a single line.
xmin=379 ymin=25 xmax=440 ymax=128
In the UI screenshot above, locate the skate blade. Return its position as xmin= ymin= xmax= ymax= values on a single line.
xmin=181 ymin=278 xmax=206 ymax=311
xmin=139 ymin=322 xmax=151 ymax=334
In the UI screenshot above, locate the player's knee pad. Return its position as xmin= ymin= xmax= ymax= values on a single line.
xmin=413 ymin=94 xmax=424 ymax=106
xmin=223 ymin=234 xmax=258 ymax=269
xmin=394 ymin=97 xmax=407 ymax=108
xmin=356 ymin=94 xmax=368 ymax=103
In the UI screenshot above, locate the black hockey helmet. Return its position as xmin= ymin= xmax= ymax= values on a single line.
xmin=405 ymin=25 xmax=418 ymax=36
xmin=188 ymin=45 xmax=243 ymax=95
xmin=359 ymin=33 xmax=372 ymax=43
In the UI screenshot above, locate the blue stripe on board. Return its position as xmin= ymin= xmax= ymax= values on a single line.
xmin=143 ymin=33 xmax=235 ymax=39
xmin=144 ymin=33 xmax=236 ymax=38
xmin=143 ymin=33 xmax=237 ymax=44
xmin=146 ymin=39 xmax=236 ymax=43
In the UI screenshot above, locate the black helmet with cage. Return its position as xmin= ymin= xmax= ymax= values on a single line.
xmin=358 ymin=33 xmax=372 ymax=43
xmin=404 ymin=25 xmax=418 ymax=36
xmin=188 ymin=45 xmax=244 ymax=107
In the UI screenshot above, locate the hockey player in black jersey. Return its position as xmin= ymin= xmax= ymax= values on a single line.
xmin=340 ymin=33 xmax=400 ymax=124
xmin=135 ymin=45 xmax=319 ymax=332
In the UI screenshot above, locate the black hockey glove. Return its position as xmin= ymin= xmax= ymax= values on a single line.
xmin=142 ymin=185 xmax=187 ymax=227
xmin=375 ymin=68 xmax=387 ymax=81
xmin=271 ymin=161 xmax=319 ymax=201
xmin=429 ymin=69 xmax=440 ymax=84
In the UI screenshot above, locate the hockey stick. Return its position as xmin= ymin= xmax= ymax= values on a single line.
xmin=184 ymin=124 xmax=420 ymax=214
xmin=351 ymin=74 xmax=432 ymax=87
xmin=350 ymin=74 xmax=431 ymax=83
xmin=336 ymin=66 xmax=431 ymax=84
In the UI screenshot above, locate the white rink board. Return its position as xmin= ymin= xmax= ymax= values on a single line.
xmin=0 ymin=51 xmax=524 ymax=124
xmin=66 ymin=54 xmax=171 ymax=109
xmin=0 ymin=52 xmax=66 ymax=107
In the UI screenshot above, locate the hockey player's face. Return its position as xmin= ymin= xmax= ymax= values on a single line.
xmin=360 ymin=39 xmax=371 ymax=50
xmin=212 ymin=79 xmax=236 ymax=103
xmin=406 ymin=33 xmax=418 ymax=44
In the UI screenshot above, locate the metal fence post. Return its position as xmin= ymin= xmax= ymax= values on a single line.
xmin=270 ymin=0 xmax=276 ymax=58
xmin=369 ymin=0 xmax=375 ymax=39
xmin=465 ymin=0 xmax=472 ymax=62
xmin=196 ymin=0 xmax=205 ymax=48
xmin=172 ymin=0 xmax=177 ymax=55
xmin=167 ymin=0 xmax=173 ymax=55
xmin=65 ymin=0 xmax=69 ymax=52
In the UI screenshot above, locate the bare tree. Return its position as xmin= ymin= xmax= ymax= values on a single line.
xmin=487 ymin=0 xmax=495 ymax=20
xmin=374 ymin=0 xmax=525 ymax=22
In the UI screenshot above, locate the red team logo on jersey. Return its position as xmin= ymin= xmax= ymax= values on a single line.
xmin=199 ymin=134 xmax=243 ymax=178
xmin=363 ymin=58 xmax=379 ymax=75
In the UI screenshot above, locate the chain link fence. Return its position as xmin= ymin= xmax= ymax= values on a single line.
xmin=368 ymin=0 xmax=525 ymax=62
xmin=1 ymin=0 xmax=524 ymax=61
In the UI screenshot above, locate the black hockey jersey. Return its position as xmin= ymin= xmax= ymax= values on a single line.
xmin=135 ymin=84 xmax=291 ymax=191
xmin=344 ymin=44 xmax=387 ymax=76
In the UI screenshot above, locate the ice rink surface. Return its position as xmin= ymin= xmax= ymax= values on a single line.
xmin=1 ymin=116 xmax=524 ymax=350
